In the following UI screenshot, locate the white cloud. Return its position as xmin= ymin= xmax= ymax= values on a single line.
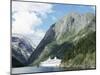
xmin=12 ymin=12 xmax=42 ymax=34
xmin=12 ymin=1 xmax=53 ymax=46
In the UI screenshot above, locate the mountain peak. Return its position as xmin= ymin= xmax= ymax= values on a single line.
xmin=29 ymin=12 xmax=95 ymax=66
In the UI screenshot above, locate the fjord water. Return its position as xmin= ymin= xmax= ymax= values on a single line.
xmin=12 ymin=66 xmax=65 ymax=74
xmin=12 ymin=58 xmax=64 ymax=74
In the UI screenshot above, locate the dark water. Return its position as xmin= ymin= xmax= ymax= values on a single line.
xmin=12 ymin=66 xmax=66 ymax=74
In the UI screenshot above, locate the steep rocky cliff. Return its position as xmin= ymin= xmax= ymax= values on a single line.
xmin=29 ymin=12 xmax=96 ymax=69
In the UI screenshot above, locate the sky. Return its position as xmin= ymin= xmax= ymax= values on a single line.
xmin=12 ymin=1 xmax=95 ymax=47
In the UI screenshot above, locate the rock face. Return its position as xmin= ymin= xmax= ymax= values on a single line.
xmin=29 ymin=12 xmax=96 ymax=68
xmin=54 ymin=12 xmax=95 ymax=41
xmin=12 ymin=34 xmax=34 ymax=67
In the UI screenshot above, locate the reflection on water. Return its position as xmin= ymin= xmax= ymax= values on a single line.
xmin=12 ymin=57 xmax=63 ymax=74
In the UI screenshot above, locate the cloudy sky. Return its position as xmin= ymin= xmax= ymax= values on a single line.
xmin=12 ymin=1 xmax=95 ymax=47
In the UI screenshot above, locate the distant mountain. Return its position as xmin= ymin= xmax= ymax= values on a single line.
xmin=12 ymin=34 xmax=35 ymax=67
xmin=29 ymin=12 xmax=96 ymax=69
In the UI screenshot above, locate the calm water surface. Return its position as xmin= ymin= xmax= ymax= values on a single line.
xmin=12 ymin=66 xmax=67 ymax=74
